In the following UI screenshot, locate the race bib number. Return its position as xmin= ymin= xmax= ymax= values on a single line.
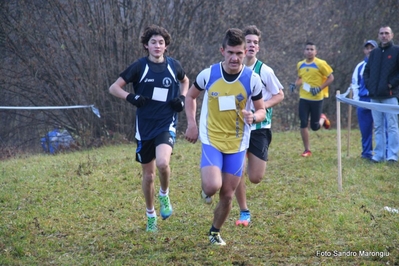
xmin=152 ymin=87 xmax=168 ymax=102
xmin=218 ymin=95 xmax=236 ymax=111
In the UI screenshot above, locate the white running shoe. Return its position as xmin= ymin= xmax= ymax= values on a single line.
xmin=201 ymin=190 xmax=213 ymax=204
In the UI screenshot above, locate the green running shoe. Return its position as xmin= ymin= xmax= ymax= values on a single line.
xmin=146 ymin=216 xmax=157 ymax=232
xmin=159 ymin=195 xmax=173 ymax=220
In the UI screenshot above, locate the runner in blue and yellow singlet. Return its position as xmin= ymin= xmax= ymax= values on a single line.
xmin=185 ymin=28 xmax=265 ymax=246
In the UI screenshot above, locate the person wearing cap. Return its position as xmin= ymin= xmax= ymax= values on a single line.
xmin=363 ymin=25 xmax=399 ymax=163
xmin=349 ymin=40 xmax=378 ymax=160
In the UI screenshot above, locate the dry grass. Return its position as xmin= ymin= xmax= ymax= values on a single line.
xmin=0 ymin=130 xmax=398 ymax=265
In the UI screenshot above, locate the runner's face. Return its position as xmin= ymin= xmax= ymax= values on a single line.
xmin=245 ymin=34 xmax=260 ymax=59
xmin=221 ymin=44 xmax=246 ymax=74
xmin=145 ymin=35 xmax=167 ymax=59
xmin=304 ymin=45 xmax=316 ymax=61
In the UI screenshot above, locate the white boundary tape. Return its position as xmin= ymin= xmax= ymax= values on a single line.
xmin=0 ymin=105 xmax=101 ymax=118
xmin=335 ymin=88 xmax=399 ymax=191
xmin=336 ymin=88 xmax=399 ymax=114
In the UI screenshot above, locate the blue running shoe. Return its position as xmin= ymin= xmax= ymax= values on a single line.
xmin=235 ymin=210 xmax=251 ymax=226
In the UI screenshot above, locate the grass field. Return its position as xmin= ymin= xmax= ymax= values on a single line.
xmin=1 ymin=130 xmax=398 ymax=265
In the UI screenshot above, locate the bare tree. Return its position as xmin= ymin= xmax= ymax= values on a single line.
xmin=1 ymin=0 xmax=399 ymax=154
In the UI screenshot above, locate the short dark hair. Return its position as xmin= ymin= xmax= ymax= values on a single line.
xmin=305 ymin=41 xmax=316 ymax=50
xmin=222 ymin=28 xmax=245 ymax=48
xmin=140 ymin=25 xmax=171 ymax=53
xmin=379 ymin=25 xmax=393 ymax=34
xmin=243 ymin=25 xmax=262 ymax=42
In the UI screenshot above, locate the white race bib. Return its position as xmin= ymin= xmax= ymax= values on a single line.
xmin=303 ymin=83 xmax=311 ymax=92
xmin=152 ymin=87 xmax=168 ymax=102
xmin=218 ymin=95 xmax=236 ymax=111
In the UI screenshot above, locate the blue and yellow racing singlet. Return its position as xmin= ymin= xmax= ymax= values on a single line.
xmin=198 ymin=63 xmax=255 ymax=153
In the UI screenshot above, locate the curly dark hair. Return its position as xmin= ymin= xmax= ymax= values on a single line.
xmin=140 ymin=25 xmax=172 ymax=53
xmin=222 ymin=28 xmax=245 ymax=49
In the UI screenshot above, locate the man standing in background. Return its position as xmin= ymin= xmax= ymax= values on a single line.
xmin=363 ymin=26 xmax=399 ymax=163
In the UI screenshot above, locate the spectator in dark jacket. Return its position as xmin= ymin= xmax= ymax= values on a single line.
xmin=363 ymin=25 xmax=399 ymax=163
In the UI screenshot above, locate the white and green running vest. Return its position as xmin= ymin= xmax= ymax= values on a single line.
xmin=251 ymin=60 xmax=273 ymax=130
